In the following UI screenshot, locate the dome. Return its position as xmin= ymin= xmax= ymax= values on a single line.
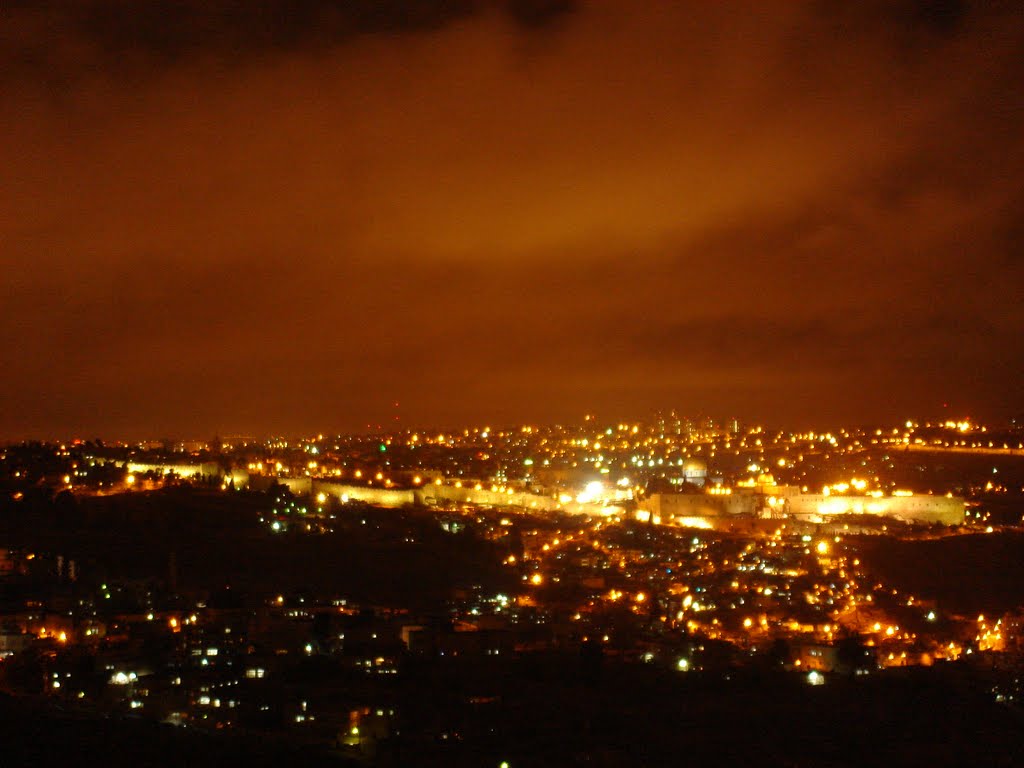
xmin=682 ymin=459 xmax=707 ymax=473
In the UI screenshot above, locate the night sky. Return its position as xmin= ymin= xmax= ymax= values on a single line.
xmin=3 ymin=1 xmax=1023 ymax=439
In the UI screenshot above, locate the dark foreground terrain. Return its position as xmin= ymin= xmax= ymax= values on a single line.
xmin=4 ymin=665 xmax=1024 ymax=768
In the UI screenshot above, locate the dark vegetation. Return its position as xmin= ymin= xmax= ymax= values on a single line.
xmin=0 ymin=486 xmax=513 ymax=610
xmin=855 ymin=532 xmax=1024 ymax=614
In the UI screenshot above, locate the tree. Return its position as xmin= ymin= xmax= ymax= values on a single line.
xmin=836 ymin=630 xmax=873 ymax=674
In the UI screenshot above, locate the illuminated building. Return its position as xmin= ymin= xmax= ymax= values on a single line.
xmin=640 ymin=488 xmax=966 ymax=526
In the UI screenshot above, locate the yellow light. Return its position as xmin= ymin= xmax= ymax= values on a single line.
xmin=816 ymin=541 xmax=829 ymax=555
xmin=316 ymin=492 xmax=327 ymax=504
xmin=743 ymin=617 xmax=753 ymax=629
xmin=58 ymin=631 xmax=67 ymax=643
xmin=530 ymin=573 xmax=543 ymax=586
xmin=126 ymin=474 xmax=135 ymax=485
xmin=635 ymin=592 xmax=646 ymax=603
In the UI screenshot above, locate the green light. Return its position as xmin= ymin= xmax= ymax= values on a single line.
xmin=379 ymin=444 xmax=386 ymax=452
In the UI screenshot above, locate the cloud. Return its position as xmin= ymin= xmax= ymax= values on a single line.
xmin=1 ymin=1 xmax=576 ymax=87
xmin=1 ymin=1 xmax=1022 ymax=436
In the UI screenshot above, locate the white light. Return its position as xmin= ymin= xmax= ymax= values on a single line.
xmin=807 ymin=670 xmax=825 ymax=686
xmin=576 ymin=480 xmax=606 ymax=504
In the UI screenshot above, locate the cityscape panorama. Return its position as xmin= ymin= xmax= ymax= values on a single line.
xmin=3 ymin=2 xmax=1024 ymax=766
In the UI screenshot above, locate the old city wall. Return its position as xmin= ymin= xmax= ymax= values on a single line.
xmin=786 ymin=494 xmax=965 ymax=525
xmin=264 ymin=477 xmax=608 ymax=514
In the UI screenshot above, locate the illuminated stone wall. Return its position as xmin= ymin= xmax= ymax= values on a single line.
xmin=268 ymin=479 xmax=563 ymax=511
xmin=641 ymin=491 xmax=965 ymax=526
xmin=267 ymin=478 xmax=414 ymax=507
xmin=785 ymin=494 xmax=965 ymax=525
xmin=418 ymin=484 xmax=564 ymax=511
xmin=125 ymin=462 xmax=247 ymax=487
xmin=268 ymin=477 xmax=612 ymax=514
xmin=640 ymin=493 xmax=758 ymax=521
xmin=127 ymin=462 xmax=203 ymax=478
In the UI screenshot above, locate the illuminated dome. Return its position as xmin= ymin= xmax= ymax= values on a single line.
xmin=682 ymin=459 xmax=708 ymax=486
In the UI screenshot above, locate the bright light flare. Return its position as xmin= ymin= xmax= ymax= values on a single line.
xmin=576 ymin=480 xmax=605 ymax=504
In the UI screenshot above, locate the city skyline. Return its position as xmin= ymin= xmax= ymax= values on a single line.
xmin=3 ymin=1 xmax=1022 ymax=437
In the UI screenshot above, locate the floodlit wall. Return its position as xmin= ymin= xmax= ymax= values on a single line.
xmin=641 ymin=493 xmax=758 ymax=520
xmin=785 ymin=494 xmax=965 ymax=525
xmin=127 ymin=462 xmax=203 ymax=478
xmin=641 ymin=491 xmax=965 ymax=526
xmin=267 ymin=477 xmax=610 ymax=513
xmin=418 ymin=484 xmax=564 ymax=511
xmin=125 ymin=462 xmax=247 ymax=487
xmin=271 ymin=478 xmax=413 ymax=507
